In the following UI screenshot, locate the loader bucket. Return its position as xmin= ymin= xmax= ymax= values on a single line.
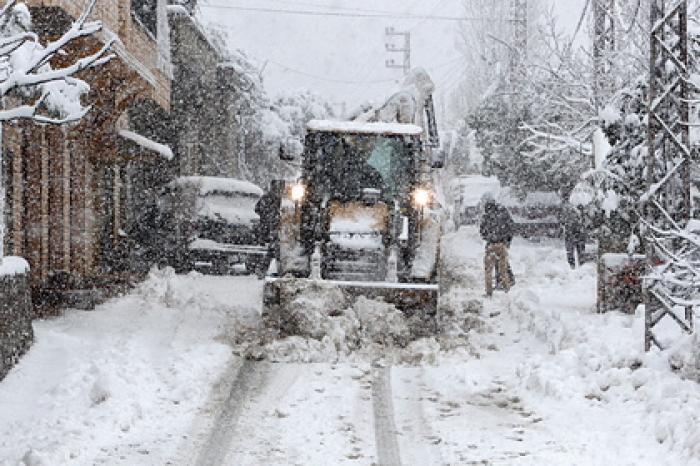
xmin=262 ymin=277 xmax=439 ymax=337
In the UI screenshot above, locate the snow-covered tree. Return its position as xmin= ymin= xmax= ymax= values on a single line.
xmin=0 ymin=0 xmax=113 ymax=262
xmin=273 ymin=90 xmax=334 ymax=142
xmin=0 ymin=0 xmax=113 ymax=123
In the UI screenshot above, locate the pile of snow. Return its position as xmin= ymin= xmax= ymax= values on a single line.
xmin=0 ymin=268 xmax=260 ymax=465
xmin=243 ymin=228 xmax=486 ymax=365
xmin=668 ymin=333 xmax=700 ymax=384
xmin=243 ymin=281 xmax=422 ymax=364
xmin=507 ymin=257 xmax=700 ymax=462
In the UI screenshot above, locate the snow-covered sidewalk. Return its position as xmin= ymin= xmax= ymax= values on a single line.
xmin=407 ymin=228 xmax=700 ymax=465
xmin=0 ymin=269 xmax=261 ymax=465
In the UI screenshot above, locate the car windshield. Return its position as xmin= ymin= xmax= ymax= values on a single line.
xmin=312 ymin=133 xmax=415 ymax=201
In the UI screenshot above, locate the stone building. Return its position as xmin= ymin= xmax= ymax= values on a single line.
xmin=168 ymin=4 xmax=233 ymax=177
xmin=168 ymin=3 xmax=279 ymax=185
xmin=2 ymin=0 xmax=174 ymax=308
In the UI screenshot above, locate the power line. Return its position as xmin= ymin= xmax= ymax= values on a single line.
xmin=409 ymin=0 xmax=449 ymax=32
xmin=242 ymin=0 xmax=410 ymax=16
xmin=197 ymin=4 xmax=500 ymax=22
xmin=264 ymin=55 xmax=465 ymax=86
xmin=267 ymin=60 xmax=398 ymax=85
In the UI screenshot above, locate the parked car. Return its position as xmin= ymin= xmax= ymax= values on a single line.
xmin=498 ymin=188 xmax=562 ymax=238
xmin=161 ymin=176 xmax=267 ymax=274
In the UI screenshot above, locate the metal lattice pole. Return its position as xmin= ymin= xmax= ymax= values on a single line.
xmin=385 ymin=27 xmax=411 ymax=76
xmin=593 ymin=0 xmax=616 ymax=113
xmin=509 ymin=0 xmax=528 ymax=87
xmin=644 ymin=0 xmax=694 ymax=351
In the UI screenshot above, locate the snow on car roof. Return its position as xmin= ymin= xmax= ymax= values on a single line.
xmin=307 ymin=119 xmax=423 ymax=136
xmin=497 ymin=187 xmax=561 ymax=207
xmin=170 ymin=176 xmax=263 ymax=197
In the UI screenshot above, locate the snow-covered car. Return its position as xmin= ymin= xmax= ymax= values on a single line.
xmin=163 ymin=176 xmax=267 ymax=274
xmin=498 ymin=188 xmax=562 ymax=238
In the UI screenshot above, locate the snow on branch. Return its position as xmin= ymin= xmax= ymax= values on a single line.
xmin=642 ymin=212 xmax=700 ymax=308
xmin=0 ymin=0 xmax=114 ymax=124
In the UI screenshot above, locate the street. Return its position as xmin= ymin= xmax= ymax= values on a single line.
xmin=2 ymin=227 xmax=695 ymax=465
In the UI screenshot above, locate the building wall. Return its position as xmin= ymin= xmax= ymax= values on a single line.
xmin=169 ymin=10 xmax=238 ymax=179
xmin=26 ymin=0 xmax=171 ymax=110
xmin=3 ymin=1 xmax=174 ymax=307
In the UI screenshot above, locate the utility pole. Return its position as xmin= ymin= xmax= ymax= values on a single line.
xmin=385 ymin=27 xmax=411 ymax=75
xmin=509 ymin=0 xmax=528 ymax=87
xmin=644 ymin=0 xmax=694 ymax=351
xmin=593 ymin=0 xmax=616 ymax=113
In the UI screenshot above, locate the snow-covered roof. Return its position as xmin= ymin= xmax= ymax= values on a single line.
xmin=307 ymin=119 xmax=423 ymax=137
xmin=524 ymin=192 xmax=562 ymax=207
xmin=170 ymin=176 xmax=263 ymax=197
xmin=497 ymin=188 xmax=561 ymax=208
xmin=118 ymin=130 xmax=173 ymax=160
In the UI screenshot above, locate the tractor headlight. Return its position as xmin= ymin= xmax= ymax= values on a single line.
xmin=413 ymin=188 xmax=431 ymax=207
xmin=290 ymin=183 xmax=306 ymax=202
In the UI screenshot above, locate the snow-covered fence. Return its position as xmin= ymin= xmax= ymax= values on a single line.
xmin=0 ymin=257 xmax=31 ymax=380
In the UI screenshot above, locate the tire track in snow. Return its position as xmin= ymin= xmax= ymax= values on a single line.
xmin=194 ymin=359 xmax=270 ymax=466
xmin=392 ymin=366 xmax=446 ymax=465
xmin=372 ymin=364 xmax=402 ymax=466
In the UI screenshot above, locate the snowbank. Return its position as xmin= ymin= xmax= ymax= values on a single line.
xmin=508 ymin=249 xmax=700 ymax=463
xmin=0 ymin=269 xmax=261 ymax=465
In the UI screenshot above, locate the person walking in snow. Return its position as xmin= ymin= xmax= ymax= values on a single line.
xmin=479 ymin=194 xmax=515 ymax=297
xmin=560 ymin=202 xmax=586 ymax=269
xmin=255 ymin=180 xmax=284 ymax=277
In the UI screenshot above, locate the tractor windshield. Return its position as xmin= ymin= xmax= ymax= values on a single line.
xmin=310 ymin=132 xmax=415 ymax=202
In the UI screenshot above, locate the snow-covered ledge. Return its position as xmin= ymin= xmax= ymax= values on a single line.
xmin=0 ymin=256 xmax=29 ymax=277
xmin=119 ymin=130 xmax=174 ymax=160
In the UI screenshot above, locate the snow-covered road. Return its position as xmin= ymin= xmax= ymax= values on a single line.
xmin=1 ymin=228 xmax=699 ymax=465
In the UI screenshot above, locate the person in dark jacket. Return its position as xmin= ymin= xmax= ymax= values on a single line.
xmin=480 ymin=195 xmax=515 ymax=297
xmin=255 ymin=180 xmax=284 ymax=277
xmin=560 ymin=202 xmax=586 ymax=268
